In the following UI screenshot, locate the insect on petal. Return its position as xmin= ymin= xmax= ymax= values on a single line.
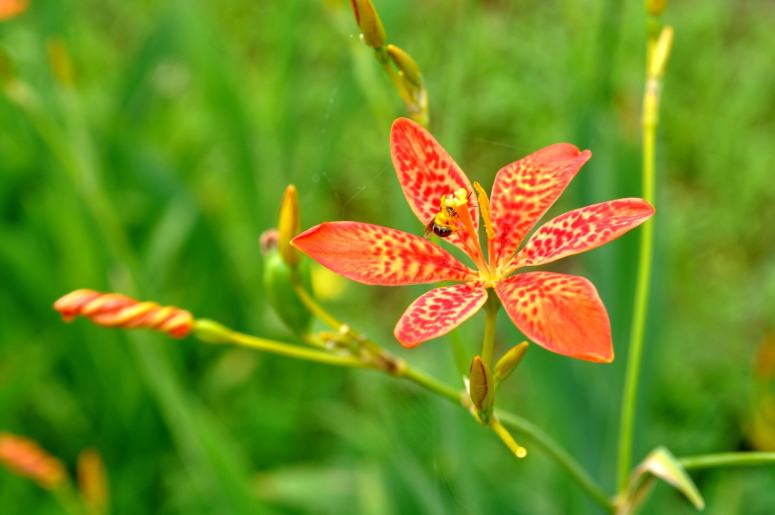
xmin=394 ymin=282 xmax=488 ymax=347
xmin=496 ymin=272 xmax=613 ymax=363
xmin=490 ymin=144 xmax=591 ymax=270
xmin=513 ymin=198 xmax=655 ymax=269
xmin=390 ymin=118 xmax=480 ymax=257
xmin=292 ymin=222 xmax=477 ymax=286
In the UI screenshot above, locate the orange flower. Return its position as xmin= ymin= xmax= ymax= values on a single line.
xmin=293 ymin=118 xmax=654 ymax=362
xmin=0 ymin=433 xmax=66 ymax=489
xmin=0 ymin=0 xmax=28 ymax=21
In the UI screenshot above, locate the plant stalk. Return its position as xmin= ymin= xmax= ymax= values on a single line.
xmin=679 ymin=452 xmax=775 ymax=470
xmin=617 ymin=22 xmax=672 ymax=490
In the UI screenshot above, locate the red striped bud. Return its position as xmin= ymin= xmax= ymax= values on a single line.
xmin=54 ymin=289 xmax=193 ymax=338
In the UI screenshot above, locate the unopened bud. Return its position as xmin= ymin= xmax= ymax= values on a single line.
xmin=47 ymin=39 xmax=74 ymax=87
xmin=386 ymin=44 xmax=422 ymax=87
xmin=277 ymin=185 xmax=300 ymax=267
xmin=0 ymin=433 xmax=67 ymax=490
xmin=263 ymin=248 xmax=313 ymax=334
xmin=54 ymin=289 xmax=194 ymax=338
xmin=78 ymin=449 xmax=108 ymax=515
xmin=469 ymin=355 xmax=494 ymax=423
xmin=646 ymin=0 xmax=667 ymax=16
xmin=495 ymin=341 xmax=528 ymax=386
xmin=648 ymin=26 xmax=673 ymax=79
xmin=0 ymin=0 xmax=28 ymax=21
xmin=350 ymin=0 xmax=386 ymax=48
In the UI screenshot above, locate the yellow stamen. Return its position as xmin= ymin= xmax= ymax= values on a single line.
xmin=473 ymin=182 xmax=497 ymax=276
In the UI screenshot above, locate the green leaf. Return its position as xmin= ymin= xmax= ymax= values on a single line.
xmin=621 ymin=446 xmax=705 ymax=513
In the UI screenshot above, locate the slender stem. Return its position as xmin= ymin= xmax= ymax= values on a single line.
xmin=679 ymin=452 xmax=775 ymax=471
xmin=481 ymin=293 xmax=499 ymax=366
xmin=286 ymin=282 xmax=612 ymax=508
xmin=616 ymin=28 xmax=664 ymax=490
xmin=399 ymin=365 xmax=464 ymax=402
xmin=292 ymin=279 xmax=344 ymax=331
xmin=497 ymin=410 xmax=614 ymax=510
xmin=194 ymin=320 xmax=368 ymax=369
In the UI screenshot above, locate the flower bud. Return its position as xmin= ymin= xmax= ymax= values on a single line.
xmin=263 ymin=248 xmax=313 ymax=334
xmin=350 ymin=0 xmax=386 ymax=48
xmin=54 ymin=289 xmax=194 ymax=338
xmin=78 ymin=449 xmax=108 ymax=515
xmin=495 ymin=341 xmax=528 ymax=386
xmin=469 ymin=355 xmax=494 ymax=423
xmin=646 ymin=0 xmax=667 ymax=16
xmin=386 ymin=44 xmax=422 ymax=88
xmin=648 ymin=26 xmax=673 ymax=80
xmin=0 ymin=433 xmax=66 ymax=490
xmin=277 ymin=185 xmax=301 ymax=267
xmin=0 ymin=0 xmax=28 ymax=21
xmin=47 ymin=39 xmax=75 ymax=87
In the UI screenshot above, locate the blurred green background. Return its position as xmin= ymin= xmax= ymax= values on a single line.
xmin=1 ymin=0 xmax=774 ymax=513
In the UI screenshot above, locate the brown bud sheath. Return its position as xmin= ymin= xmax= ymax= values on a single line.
xmin=469 ymin=355 xmax=494 ymax=423
xmin=54 ymin=289 xmax=193 ymax=338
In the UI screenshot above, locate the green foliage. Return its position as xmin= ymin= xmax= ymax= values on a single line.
xmin=1 ymin=0 xmax=773 ymax=513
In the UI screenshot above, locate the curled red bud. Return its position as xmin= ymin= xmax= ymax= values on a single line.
xmin=54 ymin=289 xmax=193 ymax=338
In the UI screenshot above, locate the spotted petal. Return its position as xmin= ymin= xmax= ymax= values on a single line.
xmin=394 ymin=283 xmax=487 ymax=347
xmin=292 ymin=222 xmax=476 ymax=286
xmin=512 ymin=198 xmax=655 ymax=269
xmin=496 ymin=272 xmax=612 ymax=363
xmin=390 ymin=118 xmax=480 ymax=257
xmin=490 ymin=144 xmax=591 ymax=270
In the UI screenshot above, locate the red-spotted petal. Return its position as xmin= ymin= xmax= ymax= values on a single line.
xmin=512 ymin=198 xmax=655 ymax=269
xmin=394 ymin=282 xmax=487 ymax=347
xmin=390 ymin=118 xmax=480 ymax=256
xmin=490 ymin=144 xmax=591 ymax=269
xmin=495 ymin=272 xmax=613 ymax=363
xmin=292 ymin=222 xmax=476 ymax=286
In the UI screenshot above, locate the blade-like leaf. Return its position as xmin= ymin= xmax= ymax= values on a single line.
xmin=620 ymin=446 xmax=705 ymax=514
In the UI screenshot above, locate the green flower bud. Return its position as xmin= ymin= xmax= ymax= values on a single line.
xmin=495 ymin=341 xmax=528 ymax=387
xmin=646 ymin=0 xmax=667 ymax=16
xmin=386 ymin=44 xmax=422 ymax=87
xmin=263 ymin=248 xmax=313 ymax=334
xmin=350 ymin=0 xmax=386 ymax=49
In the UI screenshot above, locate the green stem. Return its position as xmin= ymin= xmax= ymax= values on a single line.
xmin=194 ymin=320 xmax=369 ymax=369
xmin=291 ymin=279 xmax=344 ymax=331
xmin=497 ymin=410 xmax=614 ymax=510
xmin=679 ymin=452 xmax=775 ymax=471
xmin=399 ymin=364 xmax=464 ymax=402
xmin=617 ymin=30 xmax=663 ymax=491
xmin=481 ymin=293 xmax=499 ymax=366
xmin=289 ymin=281 xmax=612 ymax=508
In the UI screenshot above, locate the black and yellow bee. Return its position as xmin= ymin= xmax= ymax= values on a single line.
xmin=424 ymin=189 xmax=469 ymax=239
